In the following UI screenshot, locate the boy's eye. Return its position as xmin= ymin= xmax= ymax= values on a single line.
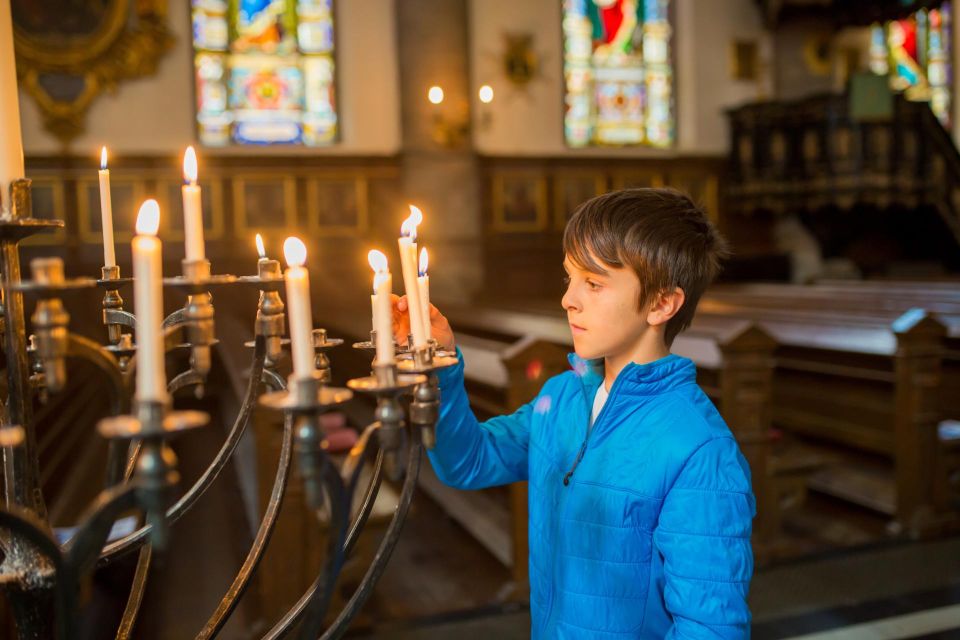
xmin=587 ymin=280 xmax=601 ymax=290
xmin=562 ymin=275 xmax=571 ymax=286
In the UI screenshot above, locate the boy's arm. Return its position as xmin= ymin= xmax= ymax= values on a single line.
xmin=653 ymin=436 xmax=756 ymax=640
xmin=427 ymin=348 xmax=533 ymax=490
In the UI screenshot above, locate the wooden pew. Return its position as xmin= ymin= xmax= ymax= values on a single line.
xmin=699 ymin=284 xmax=956 ymax=537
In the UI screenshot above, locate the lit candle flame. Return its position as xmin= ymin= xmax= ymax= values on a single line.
xmin=419 ymin=247 xmax=428 ymax=276
xmin=255 ymin=233 xmax=266 ymax=259
xmin=428 ymin=86 xmax=444 ymax=105
xmin=373 ymin=271 xmax=389 ymax=291
xmin=401 ymin=205 xmax=423 ymax=241
xmin=283 ymin=236 xmax=307 ymax=268
xmin=136 ymin=199 xmax=161 ymax=236
xmin=183 ymin=146 xmax=198 ymax=185
xmin=100 ymin=146 xmax=108 ymax=170
xmin=368 ymin=249 xmax=388 ymax=273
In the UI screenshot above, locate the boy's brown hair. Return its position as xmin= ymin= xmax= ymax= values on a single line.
xmin=563 ymin=188 xmax=730 ymax=346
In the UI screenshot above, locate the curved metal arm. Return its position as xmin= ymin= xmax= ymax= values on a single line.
xmin=344 ymin=450 xmax=383 ymax=560
xmin=318 ymin=435 xmax=422 ymax=640
xmin=261 ymin=367 xmax=286 ymax=392
xmin=298 ymin=462 xmax=349 ymax=639
xmin=168 ymin=368 xmax=205 ymax=396
xmin=0 ymin=506 xmax=70 ymax=639
xmin=65 ymin=332 xmax=128 ymax=416
xmin=196 ymin=411 xmax=295 ymax=639
xmin=64 ymin=483 xmax=139 ymax=578
xmin=261 ymin=454 xmax=350 ymax=640
xmin=162 ymin=308 xmax=185 ymax=330
xmin=261 ymin=432 xmax=423 ymax=640
xmin=96 ymin=336 xmax=267 ymax=566
xmin=115 ymin=546 xmax=152 ymax=640
xmin=104 ymin=308 xmax=136 ymax=330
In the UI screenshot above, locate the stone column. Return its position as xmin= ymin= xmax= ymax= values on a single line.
xmin=396 ymin=0 xmax=483 ymax=306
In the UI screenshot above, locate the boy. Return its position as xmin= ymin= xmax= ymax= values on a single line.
xmin=393 ymin=188 xmax=755 ymax=639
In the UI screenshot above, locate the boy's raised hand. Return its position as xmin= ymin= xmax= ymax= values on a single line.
xmin=391 ymin=294 xmax=456 ymax=352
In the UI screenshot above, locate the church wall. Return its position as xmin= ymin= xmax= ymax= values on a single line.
xmin=468 ymin=0 xmax=772 ymax=157
xmin=17 ymin=0 xmax=401 ymax=156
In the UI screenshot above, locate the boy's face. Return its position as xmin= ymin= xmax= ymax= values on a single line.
xmin=561 ymin=254 xmax=651 ymax=361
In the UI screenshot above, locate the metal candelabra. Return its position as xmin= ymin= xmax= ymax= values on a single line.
xmin=0 ymin=178 xmax=458 ymax=639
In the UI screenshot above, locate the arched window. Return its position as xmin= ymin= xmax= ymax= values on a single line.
xmin=868 ymin=2 xmax=952 ymax=128
xmin=191 ymin=0 xmax=338 ymax=146
xmin=562 ymin=0 xmax=674 ymax=148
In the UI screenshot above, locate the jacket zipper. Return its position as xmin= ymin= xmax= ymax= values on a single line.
xmin=562 ymin=374 xmax=622 ymax=486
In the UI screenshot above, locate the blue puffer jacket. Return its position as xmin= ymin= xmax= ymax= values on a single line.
xmin=429 ymin=349 xmax=756 ymax=639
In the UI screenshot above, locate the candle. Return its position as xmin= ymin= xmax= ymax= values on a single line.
xmin=283 ymin=236 xmax=315 ymax=379
xmin=397 ymin=205 xmax=427 ymax=349
xmin=98 ymin=147 xmax=116 ymax=267
xmin=368 ymin=250 xmax=394 ymax=364
xmin=418 ymin=247 xmax=431 ymax=340
xmin=368 ymin=250 xmax=393 ymax=362
xmin=182 ymin=146 xmax=205 ymax=262
xmin=0 ymin=1 xmax=25 ymax=212
xmin=132 ymin=199 xmax=167 ymax=402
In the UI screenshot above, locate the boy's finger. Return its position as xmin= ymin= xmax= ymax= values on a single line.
xmin=397 ymin=296 xmax=407 ymax=312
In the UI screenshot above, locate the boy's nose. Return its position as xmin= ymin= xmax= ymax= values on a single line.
xmin=561 ymin=287 xmax=580 ymax=313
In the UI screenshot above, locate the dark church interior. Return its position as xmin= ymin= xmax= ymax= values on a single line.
xmin=1 ymin=0 xmax=960 ymax=638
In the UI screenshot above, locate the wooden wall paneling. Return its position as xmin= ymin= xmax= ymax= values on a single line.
xmin=552 ymin=171 xmax=607 ymax=231
xmin=232 ymin=174 xmax=299 ymax=239
xmin=76 ymin=176 xmax=144 ymax=246
xmin=491 ymin=171 xmax=549 ymax=233
xmin=20 ymin=176 xmax=67 ymax=247
xmin=306 ymin=175 xmax=369 ymax=237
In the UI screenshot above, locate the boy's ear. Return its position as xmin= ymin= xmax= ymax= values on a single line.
xmin=646 ymin=287 xmax=685 ymax=327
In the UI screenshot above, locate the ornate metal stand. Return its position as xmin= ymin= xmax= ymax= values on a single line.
xmin=0 ymin=179 xmax=459 ymax=638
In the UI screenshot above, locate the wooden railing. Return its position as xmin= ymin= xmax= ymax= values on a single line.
xmin=726 ymin=93 xmax=960 ymax=248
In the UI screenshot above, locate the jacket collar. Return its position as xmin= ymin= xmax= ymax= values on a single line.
xmin=567 ymin=351 xmax=696 ymax=398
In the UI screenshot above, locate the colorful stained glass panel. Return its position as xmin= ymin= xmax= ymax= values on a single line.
xmin=562 ymin=0 xmax=674 ymax=148
xmin=191 ymin=0 xmax=338 ymax=146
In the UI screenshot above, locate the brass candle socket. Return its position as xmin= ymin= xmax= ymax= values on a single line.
xmin=312 ymin=328 xmax=344 ymax=384
xmin=410 ymin=373 xmax=440 ymax=450
xmin=29 ymin=258 xmax=69 ymax=394
xmin=181 ymin=259 xmax=216 ymax=379
xmin=100 ymin=264 xmax=125 ymax=345
xmin=255 ymin=259 xmax=285 ymax=366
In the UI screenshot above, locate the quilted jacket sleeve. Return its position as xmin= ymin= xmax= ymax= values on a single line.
xmin=427 ymin=348 xmax=534 ymax=490
xmin=653 ymin=436 xmax=756 ymax=639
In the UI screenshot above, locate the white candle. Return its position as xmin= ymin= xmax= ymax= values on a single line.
xmin=283 ymin=237 xmax=315 ymax=379
xmin=0 ymin=1 xmax=24 ymax=213
xmin=418 ymin=247 xmax=431 ymax=340
xmin=98 ymin=147 xmax=116 ymax=267
xmin=182 ymin=146 xmax=205 ymax=262
xmin=398 ymin=205 xmax=427 ymax=349
xmin=132 ymin=200 xmax=167 ymax=402
xmin=368 ymin=250 xmax=394 ymax=364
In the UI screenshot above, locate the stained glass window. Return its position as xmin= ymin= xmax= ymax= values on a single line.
xmin=562 ymin=0 xmax=674 ymax=148
xmin=868 ymin=2 xmax=952 ymax=128
xmin=191 ymin=0 xmax=337 ymax=146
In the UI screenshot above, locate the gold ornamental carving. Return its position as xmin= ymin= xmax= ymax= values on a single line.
xmin=12 ymin=0 xmax=174 ymax=146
